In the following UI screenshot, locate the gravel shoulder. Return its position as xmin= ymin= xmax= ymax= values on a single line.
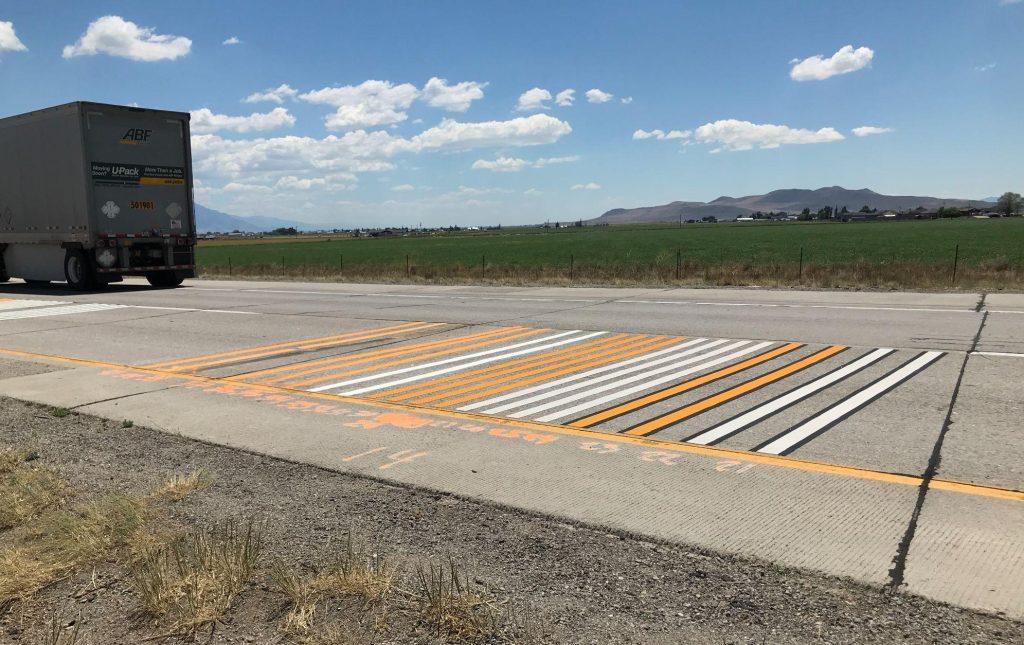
xmin=0 ymin=394 xmax=1021 ymax=645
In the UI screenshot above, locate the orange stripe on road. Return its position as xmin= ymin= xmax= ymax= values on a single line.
xmin=144 ymin=321 xmax=437 ymax=370
xmin=377 ymin=333 xmax=638 ymax=402
xmin=238 ymin=326 xmax=527 ymax=384
xmin=273 ymin=328 xmax=547 ymax=388
xmin=622 ymin=345 xmax=847 ymax=437
xmin=163 ymin=323 xmax=447 ymax=373
xmin=571 ymin=342 xmax=805 ymax=429
xmin=427 ymin=335 xmax=685 ymax=408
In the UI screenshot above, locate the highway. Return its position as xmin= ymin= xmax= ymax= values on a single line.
xmin=0 ymin=278 xmax=1021 ymax=619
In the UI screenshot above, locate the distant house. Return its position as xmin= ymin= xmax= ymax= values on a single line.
xmin=736 ymin=217 xmax=755 ymax=222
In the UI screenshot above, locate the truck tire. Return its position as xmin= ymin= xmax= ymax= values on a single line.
xmin=146 ymin=272 xmax=185 ymax=288
xmin=64 ymin=249 xmax=97 ymax=290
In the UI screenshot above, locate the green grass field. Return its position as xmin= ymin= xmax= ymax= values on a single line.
xmin=196 ymin=218 xmax=1024 ymax=289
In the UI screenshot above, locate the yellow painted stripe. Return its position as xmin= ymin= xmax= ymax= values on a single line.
xmin=379 ymin=333 xmax=638 ymax=402
xmin=423 ymin=336 xmax=683 ymax=408
xmin=144 ymin=321 xmax=434 ymax=369
xmin=279 ymin=327 xmax=547 ymax=388
xmin=571 ymin=342 xmax=805 ymax=428
xmin=623 ymin=345 xmax=847 ymax=436
xmin=0 ymin=345 xmax=1020 ymax=503
xmin=239 ymin=326 xmax=527 ymax=384
xmin=0 ymin=298 xmax=13 ymax=303
xmin=157 ymin=322 xmax=447 ymax=373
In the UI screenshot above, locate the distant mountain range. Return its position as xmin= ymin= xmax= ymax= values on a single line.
xmin=590 ymin=187 xmax=997 ymax=225
xmin=194 ymin=204 xmax=310 ymax=233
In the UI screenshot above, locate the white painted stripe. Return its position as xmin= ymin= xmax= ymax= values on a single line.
xmin=756 ymin=351 xmax=944 ymax=455
xmin=130 ymin=305 xmax=260 ymax=315
xmin=687 ymin=348 xmax=896 ymax=446
xmin=0 ymin=299 xmax=68 ymax=311
xmin=621 ymin=300 xmax=977 ymax=314
xmin=972 ymin=351 xmax=1024 ymax=358
xmin=464 ymin=338 xmax=721 ymax=414
xmin=333 ymin=330 xmax=607 ymax=396
xmin=521 ymin=341 xmax=774 ymax=423
xmin=0 ymin=303 xmax=124 ymax=321
xmin=307 ymin=329 xmax=591 ymax=393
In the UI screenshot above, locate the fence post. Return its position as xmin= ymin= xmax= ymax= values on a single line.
xmin=570 ymin=254 xmax=574 ymax=281
xmin=481 ymin=255 xmax=485 ymax=280
xmin=228 ymin=256 xmax=232 ymax=276
xmin=951 ymin=244 xmax=959 ymax=285
xmin=339 ymin=254 xmax=343 ymax=273
xmin=676 ymin=249 xmax=681 ymax=280
xmin=798 ymin=247 xmax=804 ymax=281
xmin=281 ymin=256 xmax=285 ymax=271
xmin=406 ymin=254 xmax=410 ymax=276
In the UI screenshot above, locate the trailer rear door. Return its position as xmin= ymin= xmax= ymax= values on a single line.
xmin=84 ymin=108 xmax=193 ymax=237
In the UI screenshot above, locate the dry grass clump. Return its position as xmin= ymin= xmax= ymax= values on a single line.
xmin=0 ymin=448 xmax=30 ymax=474
xmin=0 ymin=459 xmax=68 ymax=530
xmin=415 ymin=556 xmax=501 ymax=641
xmin=154 ymin=469 xmax=213 ymax=502
xmin=0 ymin=495 xmax=147 ymax=606
xmin=128 ymin=518 xmax=264 ymax=636
xmin=270 ymin=533 xmax=396 ymax=639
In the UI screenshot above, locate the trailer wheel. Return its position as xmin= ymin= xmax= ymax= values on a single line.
xmin=146 ymin=272 xmax=185 ymax=288
xmin=64 ymin=250 xmax=97 ymax=290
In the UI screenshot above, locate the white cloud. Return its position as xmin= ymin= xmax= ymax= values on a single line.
xmin=585 ymin=89 xmax=613 ymax=103
xmin=516 ymin=87 xmax=553 ymax=111
xmin=222 ymin=36 xmax=241 ymax=46
xmin=190 ymin=107 xmax=296 ymax=134
xmin=421 ymin=77 xmax=486 ymax=112
xmin=0 ymin=21 xmax=28 ymax=54
xmin=391 ymin=184 xmax=416 ymax=192
xmin=300 ymin=80 xmax=420 ymax=130
xmin=410 ymin=114 xmax=571 ymax=150
xmin=190 ymin=114 xmax=571 ymax=184
xmin=789 ymin=45 xmax=874 ymax=81
xmin=571 ymin=182 xmax=601 ymax=191
xmin=524 ymin=188 xmax=543 ymax=197
xmin=620 ymin=96 xmax=633 ymax=104
xmin=851 ymin=126 xmax=893 ymax=137
xmin=974 ymin=62 xmax=997 ymax=72
xmin=244 ymin=84 xmax=298 ymax=104
xmin=693 ymin=119 xmax=844 ymax=151
xmin=632 ymin=128 xmax=690 ymax=141
xmin=1000 ymin=0 xmax=1021 ymax=5
xmin=472 ymin=157 xmax=530 ymax=172
xmin=472 ymin=155 xmax=579 ymax=172
xmin=555 ymin=89 xmax=575 ymax=107
xmin=62 ymin=16 xmax=191 ymax=62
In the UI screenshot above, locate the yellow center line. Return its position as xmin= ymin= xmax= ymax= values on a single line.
xmin=281 ymin=327 xmax=547 ymax=388
xmin=425 ymin=336 xmax=685 ymax=408
xmin=571 ymin=342 xmax=805 ymax=428
xmin=385 ymin=333 xmax=641 ymax=403
xmin=0 ymin=345 xmax=1020 ymax=503
xmin=238 ymin=326 xmax=528 ymax=384
xmin=623 ymin=345 xmax=848 ymax=437
xmin=143 ymin=321 xmax=436 ymax=370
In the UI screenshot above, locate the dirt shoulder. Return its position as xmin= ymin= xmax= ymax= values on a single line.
xmin=0 ymin=396 xmax=1021 ymax=645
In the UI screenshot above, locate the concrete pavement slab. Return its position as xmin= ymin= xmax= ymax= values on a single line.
xmin=938 ymin=355 xmax=1024 ymax=490
xmin=903 ymin=489 xmax=1024 ymax=618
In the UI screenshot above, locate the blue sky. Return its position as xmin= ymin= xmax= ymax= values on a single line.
xmin=0 ymin=1 xmax=1020 ymax=227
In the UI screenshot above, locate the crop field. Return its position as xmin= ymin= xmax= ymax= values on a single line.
xmin=196 ymin=218 xmax=1024 ymax=290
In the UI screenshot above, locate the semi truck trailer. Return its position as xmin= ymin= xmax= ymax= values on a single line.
xmin=0 ymin=102 xmax=197 ymax=289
